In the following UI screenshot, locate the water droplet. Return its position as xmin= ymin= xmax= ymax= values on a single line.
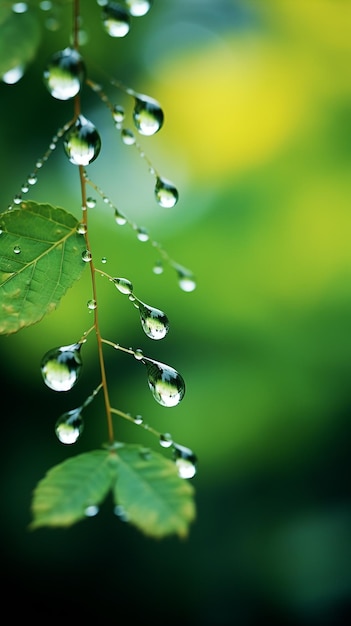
xmin=154 ymin=177 xmax=179 ymax=208
xmin=102 ymin=2 xmax=130 ymax=37
xmin=136 ymin=227 xmax=149 ymax=242
xmin=87 ymin=299 xmax=97 ymax=310
xmin=114 ymin=209 xmax=127 ymax=225
xmin=82 ymin=249 xmax=92 ymax=262
xmin=114 ymin=504 xmax=129 ymax=521
xmin=113 ymin=277 xmax=133 ymax=294
xmin=113 ymin=104 xmax=125 ymax=123
xmin=134 ymin=414 xmax=143 ymax=424
xmin=134 ymin=348 xmax=144 ymax=360
xmin=86 ymin=197 xmax=96 ymax=208
xmin=13 ymin=245 xmax=21 ymax=254
xmin=101 ymin=257 xmax=107 ymax=264
xmin=41 ymin=343 xmax=83 ymax=391
xmin=55 ymin=407 xmax=84 ymax=444
xmin=27 ymin=173 xmax=37 ymax=185
xmin=121 ymin=128 xmax=135 ymax=145
xmin=173 ymin=444 xmax=197 ymax=479
xmin=2 ymin=65 xmax=25 ymax=84
xmin=153 ymin=260 xmax=164 ymax=275
xmin=143 ymin=358 xmax=185 ymax=407
xmin=76 ymin=222 xmax=87 ymax=234
xmin=136 ymin=300 xmax=169 ymax=340
xmin=43 ymin=47 xmax=86 ymax=100
xmin=12 ymin=3 xmax=28 ymax=14
xmin=159 ymin=432 xmax=173 ymax=448
xmin=175 ymin=266 xmax=196 ymax=292
xmin=85 ymin=504 xmax=99 ymax=517
xmin=125 ymin=0 xmax=152 ymax=17
xmin=133 ymin=94 xmax=164 ymax=136
xmin=64 ymin=115 xmax=101 ymax=165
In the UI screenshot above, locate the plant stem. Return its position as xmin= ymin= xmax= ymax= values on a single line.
xmin=73 ymin=0 xmax=115 ymax=445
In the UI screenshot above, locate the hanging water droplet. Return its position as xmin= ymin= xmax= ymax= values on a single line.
xmin=27 ymin=173 xmax=37 ymax=185
xmin=154 ymin=176 xmax=179 ymax=208
xmin=114 ymin=504 xmax=129 ymax=521
xmin=13 ymin=245 xmax=21 ymax=254
xmin=113 ymin=277 xmax=133 ymax=294
xmin=121 ymin=128 xmax=136 ymax=145
xmin=41 ymin=343 xmax=83 ymax=391
xmin=55 ymin=408 xmax=84 ymax=444
xmin=82 ymin=249 xmax=92 ymax=262
xmin=136 ymin=227 xmax=149 ymax=242
xmin=87 ymin=299 xmax=97 ymax=310
xmin=2 ymin=65 xmax=25 ymax=84
xmin=175 ymin=265 xmax=196 ymax=292
xmin=64 ymin=115 xmax=101 ymax=165
xmin=143 ymin=358 xmax=185 ymax=407
xmin=102 ymin=2 xmax=130 ymax=37
xmin=173 ymin=444 xmax=197 ymax=479
xmin=134 ymin=414 xmax=143 ymax=424
xmin=134 ymin=348 xmax=144 ymax=360
xmin=114 ymin=209 xmax=127 ymax=225
xmin=153 ymin=260 xmax=164 ymax=275
xmin=133 ymin=94 xmax=164 ymax=136
xmin=86 ymin=197 xmax=96 ymax=208
xmin=12 ymin=3 xmax=28 ymax=14
xmin=125 ymin=0 xmax=152 ymax=17
xmin=85 ymin=504 xmax=99 ymax=517
xmin=113 ymin=104 xmax=125 ymax=123
xmin=76 ymin=222 xmax=87 ymax=234
xmin=136 ymin=300 xmax=169 ymax=340
xmin=159 ymin=432 xmax=173 ymax=448
xmin=101 ymin=257 xmax=107 ymax=264
xmin=43 ymin=47 xmax=86 ymax=100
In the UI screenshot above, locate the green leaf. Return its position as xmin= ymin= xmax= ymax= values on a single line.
xmin=0 ymin=201 xmax=87 ymax=334
xmin=113 ymin=444 xmax=196 ymax=538
xmin=0 ymin=9 xmax=41 ymax=79
xmin=30 ymin=445 xmax=196 ymax=538
xmin=30 ymin=450 xmax=116 ymax=529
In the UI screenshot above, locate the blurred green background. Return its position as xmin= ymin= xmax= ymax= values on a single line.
xmin=1 ymin=1 xmax=351 ymax=623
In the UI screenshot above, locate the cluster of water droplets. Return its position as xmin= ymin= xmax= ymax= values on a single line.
xmin=100 ymin=0 xmax=153 ymax=38
xmin=113 ymin=277 xmax=169 ymax=340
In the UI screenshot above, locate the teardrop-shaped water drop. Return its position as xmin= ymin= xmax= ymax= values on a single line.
xmin=41 ymin=343 xmax=83 ymax=391
xmin=175 ymin=265 xmax=197 ymax=292
xmin=125 ymin=0 xmax=152 ymax=17
xmin=143 ymin=358 xmax=185 ymax=407
xmin=113 ymin=277 xmax=133 ymax=295
xmin=102 ymin=2 xmax=130 ymax=37
xmin=137 ymin=300 xmax=169 ymax=340
xmin=159 ymin=432 xmax=173 ymax=448
xmin=173 ymin=443 xmax=197 ymax=479
xmin=133 ymin=94 xmax=164 ymax=136
xmin=64 ymin=115 xmax=101 ymax=165
xmin=154 ymin=176 xmax=178 ymax=208
xmin=43 ymin=47 xmax=86 ymax=100
xmin=55 ymin=408 xmax=84 ymax=444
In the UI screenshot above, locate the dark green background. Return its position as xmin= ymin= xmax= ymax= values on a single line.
xmin=1 ymin=1 xmax=351 ymax=624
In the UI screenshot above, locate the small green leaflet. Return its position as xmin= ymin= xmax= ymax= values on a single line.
xmin=30 ymin=446 xmax=196 ymax=538
xmin=0 ymin=201 xmax=87 ymax=334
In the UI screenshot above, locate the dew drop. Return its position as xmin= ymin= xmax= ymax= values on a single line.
xmin=153 ymin=260 xmax=164 ymax=275
xmin=43 ymin=47 xmax=86 ymax=100
xmin=173 ymin=444 xmax=197 ymax=479
xmin=102 ymin=2 xmax=130 ymax=37
xmin=136 ymin=227 xmax=149 ymax=242
xmin=137 ymin=300 xmax=169 ymax=340
xmin=41 ymin=343 xmax=83 ymax=391
xmin=114 ymin=504 xmax=129 ymax=521
xmin=175 ymin=266 xmax=196 ymax=292
xmin=55 ymin=408 xmax=84 ymax=444
xmin=76 ymin=222 xmax=87 ymax=234
xmin=159 ymin=432 xmax=173 ymax=448
xmin=115 ymin=209 xmax=127 ymax=225
xmin=133 ymin=94 xmax=164 ymax=136
xmin=101 ymin=256 xmax=107 ymax=264
xmin=121 ymin=128 xmax=136 ymax=145
xmin=113 ymin=104 xmax=125 ymax=123
xmin=85 ymin=504 xmax=99 ymax=517
xmin=2 ymin=65 xmax=25 ymax=84
xmin=12 ymin=3 xmax=28 ymax=14
xmin=143 ymin=358 xmax=185 ymax=407
xmin=13 ymin=245 xmax=21 ymax=254
xmin=154 ymin=176 xmax=178 ymax=208
xmin=134 ymin=348 xmax=144 ymax=360
xmin=134 ymin=414 xmax=143 ymax=424
xmin=113 ymin=277 xmax=133 ymax=294
xmin=87 ymin=299 xmax=97 ymax=310
xmin=64 ymin=115 xmax=101 ymax=166
xmin=27 ymin=173 xmax=37 ymax=185
xmin=86 ymin=197 xmax=96 ymax=208
xmin=82 ymin=249 xmax=92 ymax=262
xmin=125 ymin=0 xmax=152 ymax=17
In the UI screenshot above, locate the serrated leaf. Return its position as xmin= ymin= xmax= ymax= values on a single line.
xmin=0 ymin=10 xmax=41 ymax=78
xmin=30 ymin=450 xmax=116 ymax=529
xmin=0 ymin=201 xmax=87 ymax=334
xmin=114 ymin=444 xmax=196 ymax=538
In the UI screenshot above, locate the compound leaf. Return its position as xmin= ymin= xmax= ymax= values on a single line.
xmin=30 ymin=450 xmax=116 ymax=529
xmin=113 ymin=444 xmax=196 ymax=538
xmin=0 ymin=201 xmax=87 ymax=334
